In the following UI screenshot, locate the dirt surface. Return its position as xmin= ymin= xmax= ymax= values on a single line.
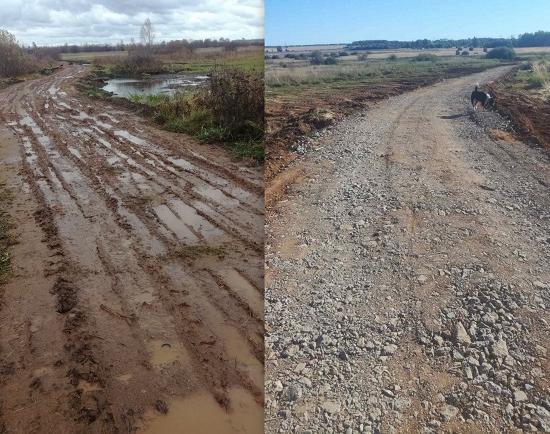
xmin=487 ymin=67 xmax=550 ymax=149
xmin=265 ymin=63 xmax=509 ymax=193
xmin=266 ymin=66 xmax=550 ymax=433
xmin=0 ymin=64 xmax=264 ymax=434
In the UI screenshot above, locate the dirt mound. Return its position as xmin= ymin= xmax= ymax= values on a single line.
xmin=487 ymin=68 xmax=550 ymax=148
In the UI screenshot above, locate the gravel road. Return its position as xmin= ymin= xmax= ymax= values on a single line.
xmin=266 ymin=66 xmax=550 ymax=433
xmin=0 ymin=65 xmax=263 ymax=434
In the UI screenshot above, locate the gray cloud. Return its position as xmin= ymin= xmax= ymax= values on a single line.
xmin=0 ymin=0 xmax=263 ymax=45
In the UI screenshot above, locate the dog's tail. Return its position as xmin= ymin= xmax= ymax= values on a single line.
xmin=474 ymin=82 xmax=479 ymax=91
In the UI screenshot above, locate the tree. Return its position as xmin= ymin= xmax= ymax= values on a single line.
xmin=140 ymin=18 xmax=154 ymax=48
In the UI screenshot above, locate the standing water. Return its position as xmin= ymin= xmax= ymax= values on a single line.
xmin=103 ymin=74 xmax=209 ymax=98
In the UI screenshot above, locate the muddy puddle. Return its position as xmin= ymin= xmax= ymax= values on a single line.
xmin=103 ymin=74 xmax=209 ymax=98
xmin=138 ymin=387 xmax=262 ymax=434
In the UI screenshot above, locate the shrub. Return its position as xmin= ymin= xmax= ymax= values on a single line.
xmin=387 ymin=54 xmax=397 ymax=61
xmin=338 ymin=51 xmax=349 ymax=57
xmin=461 ymin=51 xmax=470 ymax=56
xmin=324 ymin=57 xmax=338 ymax=65
xmin=486 ymin=46 xmax=516 ymax=60
xmin=413 ymin=53 xmax=438 ymax=62
xmin=310 ymin=50 xmax=324 ymax=65
xmin=358 ymin=53 xmax=369 ymax=61
xmin=527 ymin=61 xmax=550 ymax=88
xmin=112 ymin=50 xmax=163 ymax=75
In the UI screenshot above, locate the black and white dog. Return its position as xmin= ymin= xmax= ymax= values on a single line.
xmin=471 ymin=85 xmax=494 ymax=111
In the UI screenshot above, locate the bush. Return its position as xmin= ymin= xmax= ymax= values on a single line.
xmin=324 ymin=57 xmax=338 ymax=65
xmin=486 ymin=46 xmax=516 ymax=60
xmin=310 ymin=50 xmax=324 ymax=65
xmin=338 ymin=51 xmax=349 ymax=57
xmin=413 ymin=53 xmax=438 ymax=62
xmin=387 ymin=54 xmax=397 ymax=61
xmin=358 ymin=53 xmax=369 ymax=61
xmin=461 ymin=51 xmax=470 ymax=56
xmin=112 ymin=50 xmax=163 ymax=75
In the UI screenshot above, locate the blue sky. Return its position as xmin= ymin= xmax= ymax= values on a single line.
xmin=266 ymin=0 xmax=550 ymax=46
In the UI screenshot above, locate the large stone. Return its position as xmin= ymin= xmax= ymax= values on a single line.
xmin=453 ymin=322 xmax=471 ymax=345
xmin=491 ymin=339 xmax=509 ymax=358
xmin=440 ymin=404 xmax=459 ymax=421
xmin=321 ymin=400 xmax=341 ymax=414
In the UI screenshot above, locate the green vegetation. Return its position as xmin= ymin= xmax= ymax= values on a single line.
xmin=93 ymin=49 xmax=263 ymax=77
xmin=509 ymin=58 xmax=550 ymax=96
xmin=486 ymin=46 xmax=516 ymax=60
xmin=129 ymin=67 xmax=264 ymax=161
xmin=413 ymin=53 xmax=438 ymax=62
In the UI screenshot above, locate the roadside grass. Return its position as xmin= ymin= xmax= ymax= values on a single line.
xmin=508 ymin=54 xmax=550 ymax=98
xmin=0 ymin=186 xmax=14 ymax=285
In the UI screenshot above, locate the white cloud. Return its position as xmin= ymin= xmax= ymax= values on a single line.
xmin=0 ymin=0 xmax=263 ymax=45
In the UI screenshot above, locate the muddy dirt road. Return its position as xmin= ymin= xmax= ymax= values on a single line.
xmin=266 ymin=66 xmax=550 ymax=433
xmin=0 ymin=65 xmax=263 ymax=434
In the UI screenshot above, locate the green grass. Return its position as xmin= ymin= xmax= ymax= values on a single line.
xmin=229 ymin=139 xmax=264 ymax=161
xmin=508 ymin=56 xmax=550 ymax=97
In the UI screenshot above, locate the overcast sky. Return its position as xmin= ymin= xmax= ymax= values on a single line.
xmin=0 ymin=0 xmax=263 ymax=46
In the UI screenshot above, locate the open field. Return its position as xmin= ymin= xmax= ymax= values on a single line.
xmin=62 ymin=47 xmax=264 ymax=72
xmin=267 ymin=44 xmax=550 ymax=58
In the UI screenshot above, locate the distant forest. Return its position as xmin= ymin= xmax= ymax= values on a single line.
xmin=348 ymin=31 xmax=550 ymax=50
xmin=24 ymin=38 xmax=264 ymax=55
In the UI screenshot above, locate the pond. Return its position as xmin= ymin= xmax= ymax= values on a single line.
xmin=102 ymin=74 xmax=209 ymax=98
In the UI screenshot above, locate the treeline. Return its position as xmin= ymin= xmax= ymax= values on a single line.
xmin=348 ymin=31 xmax=550 ymax=50
xmin=39 ymin=38 xmax=263 ymax=55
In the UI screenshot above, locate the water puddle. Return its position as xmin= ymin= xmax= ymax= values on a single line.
xmin=148 ymin=340 xmax=191 ymax=368
xmin=116 ymin=373 xmax=133 ymax=383
xmin=78 ymin=380 xmax=103 ymax=392
xmin=114 ymin=130 xmax=148 ymax=146
xmin=167 ymin=156 xmax=197 ymax=172
xmin=169 ymin=199 xmax=224 ymax=240
xmin=68 ymin=147 xmax=83 ymax=160
xmin=103 ymin=74 xmax=208 ymax=98
xmin=193 ymin=184 xmax=239 ymax=208
xmin=154 ymin=204 xmax=198 ymax=243
xmin=218 ymin=268 xmax=263 ymax=319
xmin=138 ymin=387 xmax=262 ymax=434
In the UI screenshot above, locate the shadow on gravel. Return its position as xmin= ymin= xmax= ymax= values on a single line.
xmin=440 ymin=112 xmax=470 ymax=120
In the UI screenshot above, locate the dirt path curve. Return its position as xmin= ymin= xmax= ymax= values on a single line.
xmin=266 ymin=66 xmax=550 ymax=433
xmin=0 ymin=64 xmax=263 ymax=434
